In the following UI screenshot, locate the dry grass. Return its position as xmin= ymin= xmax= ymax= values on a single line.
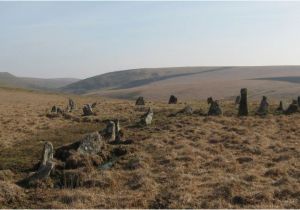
xmin=0 ymin=87 xmax=299 ymax=208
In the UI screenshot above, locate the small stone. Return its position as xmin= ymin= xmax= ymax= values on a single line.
xmin=256 ymin=96 xmax=269 ymax=115
xmin=141 ymin=108 xmax=153 ymax=125
xmin=168 ymin=95 xmax=178 ymax=104
xmin=135 ymin=97 xmax=145 ymax=106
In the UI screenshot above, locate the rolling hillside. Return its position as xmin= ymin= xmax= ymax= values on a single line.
xmin=61 ymin=66 xmax=300 ymax=100
xmin=0 ymin=72 xmax=80 ymax=91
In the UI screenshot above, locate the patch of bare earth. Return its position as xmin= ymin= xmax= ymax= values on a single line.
xmin=0 ymin=87 xmax=299 ymax=208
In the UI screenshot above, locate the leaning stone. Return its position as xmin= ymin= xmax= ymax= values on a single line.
xmin=285 ymin=100 xmax=298 ymax=115
xmin=207 ymin=97 xmax=222 ymax=116
xmin=168 ymin=95 xmax=178 ymax=104
xmin=141 ymin=108 xmax=153 ymax=125
xmin=238 ymin=88 xmax=248 ymax=116
xmin=83 ymin=104 xmax=93 ymax=116
xmin=135 ymin=97 xmax=145 ymax=106
xmin=256 ymin=96 xmax=269 ymax=115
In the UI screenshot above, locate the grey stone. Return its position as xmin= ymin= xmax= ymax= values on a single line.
xmin=207 ymin=97 xmax=222 ymax=116
xmin=179 ymin=105 xmax=193 ymax=115
xmin=285 ymin=100 xmax=298 ymax=115
xmin=235 ymin=96 xmax=241 ymax=105
xmin=135 ymin=97 xmax=145 ymax=106
xmin=168 ymin=95 xmax=178 ymax=104
xmin=238 ymin=88 xmax=248 ymax=116
xmin=83 ymin=104 xmax=93 ymax=116
xmin=256 ymin=96 xmax=269 ymax=115
xmin=276 ymin=101 xmax=284 ymax=112
xmin=77 ymin=132 xmax=104 ymax=155
xmin=141 ymin=108 xmax=153 ymax=125
xmin=68 ymin=98 xmax=76 ymax=111
xmin=41 ymin=142 xmax=54 ymax=167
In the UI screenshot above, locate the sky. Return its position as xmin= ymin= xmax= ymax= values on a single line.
xmin=1 ymin=1 xmax=300 ymax=79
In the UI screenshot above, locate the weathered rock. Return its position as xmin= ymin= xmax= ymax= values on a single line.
xmin=51 ymin=106 xmax=57 ymax=113
xmin=285 ymin=100 xmax=298 ymax=115
xmin=235 ymin=96 xmax=241 ymax=105
xmin=141 ymin=108 xmax=153 ymax=125
xmin=83 ymin=104 xmax=93 ymax=116
xmin=24 ymin=142 xmax=55 ymax=185
xmin=168 ymin=95 xmax=178 ymax=104
xmin=77 ymin=132 xmax=104 ymax=155
xmin=256 ymin=96 xmax=269 ymax=115
xmin=276 ymin=101 xmax=284 ymax=112
xmin=68 ymin=98 xmax=76 ymax=111
xmin=238 ymin=88 xmax=248 ymax=116
xmin=207 ymin=97 xmax=222 ymax=116
xmin=102 ymin=119 xmax=122 ymax=143
xmin=135 ymin=97 xmax=145 ymax=106
xmin=41 ymin=142 xmax=54 ymax=167
xmin=91 ymin=102 xmax=97 ymax=108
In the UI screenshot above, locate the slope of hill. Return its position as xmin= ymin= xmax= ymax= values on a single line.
xmin=61 ymin=66 xmax=300 ymax=100
xmin=0 ymin=72 xmax=80 ymax=90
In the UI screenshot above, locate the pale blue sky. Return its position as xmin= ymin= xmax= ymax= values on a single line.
xmin=1 ymin=1 xmax=300 ymax=78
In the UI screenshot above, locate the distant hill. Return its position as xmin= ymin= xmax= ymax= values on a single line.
xmin=61 ymin=66 xmax=300 ymax=100
xmin=0 ymin=72 xmax=80 ymax=91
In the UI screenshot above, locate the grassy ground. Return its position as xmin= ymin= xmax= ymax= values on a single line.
xmin=0 ymin=87 xmax=299 ymax=208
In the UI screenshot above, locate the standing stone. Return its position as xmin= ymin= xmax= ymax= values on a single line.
xmin=135 ymin=97 xmax=145 ymax=106
xmin=41 ymin=142 xmax=54 ymax=167
xmin=168 ymin=95 xmax=178 ymax=104
xmin=235 ymin=96 xmax=241 ymax=105
xmin=141 ymin=108 xmax=153 ymax=125
xmin=51 ymin=106 xmax=57 ymax=113
xmin=83 ymin=104 xmax=93 ymax=116
xmin=103 ymin=120 xmax=116 ymax=142
xmin=298 ymin=96 xmax=300 ymax=106
xmin=207 ymin=97 xmax=222 ymax=116
xmin=256 ymin=96 xmax=269 ymax=115
xmin=25 ymin=142 xmax=55 ymax=184
xmin=238 ymin=88 xmax=248 ymax=116
xmin=68 ymin=99 xmax=75 ymax=111
xmin=276 ymin=101 xmax=284 ymax=112
xmin=285 ymin=100 xmax=298 ymax=115
xmin=114 ymin=119 xmax=121 ymax=143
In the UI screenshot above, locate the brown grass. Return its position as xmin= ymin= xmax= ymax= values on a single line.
xmin=0 ymin=87 xmax=299 ymax=208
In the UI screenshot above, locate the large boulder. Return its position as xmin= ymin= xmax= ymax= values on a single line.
xmin=256 ymin=96 xmax=269 ymax=115
xmin=168 ymin=95 xmax=178 ymax=104
xmin=238 ymin=88 xmax=248 ymax=116
xmin=207 ymin=97 xmax=222 ymax=116
xmin=135 ymin=97 xmax=145 ymax=106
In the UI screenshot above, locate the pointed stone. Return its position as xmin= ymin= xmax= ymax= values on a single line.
xmin=135 ymin=97 xmax=145 ymax=106
xmin=256 ymin=96 xmax=269 ymax=115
